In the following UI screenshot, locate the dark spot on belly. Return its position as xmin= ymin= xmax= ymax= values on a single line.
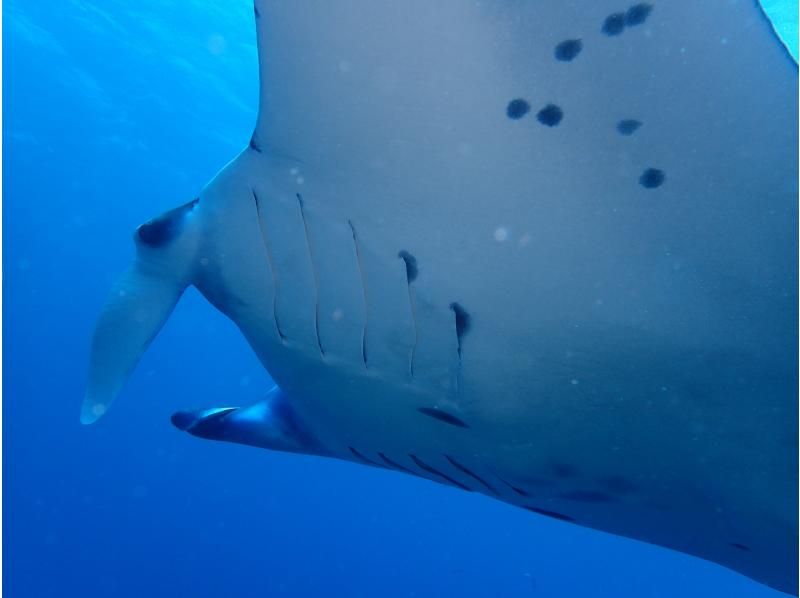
xmin=449 ymin=302 xmax=471 ymax=360
xmin=537 ymin=104 xmax=563 ymax=127
xmin=639 ymin=168 xmax=665 ymax=189
xmin=730 ymin=542 xmax=751 ymax=552
xmin=555 ymin=39 xmax=583 ymax=62
xmin=398 ymin=250 xmax=418 ymax=283
xmin=524 ymin=506 xmax=576 ymax=523
xmin=450 ymin=302 xmax=471 ymax=338
xmin=249 ymin=136 xmax=263 ymax=152
xmin=559 ymin=490 xmax=615 ymax=503
xmin=616 ymin=119 xmax=642 ymax=135
xmin=506 ymin=98 xmax=531 ymax=120
xmin=137 ymin=198 xmax=198 ymax=248
xmin=602 ymin=13 xmax=626 ymax=36
xmin=626 ymin=3 xmax=653 ymax=26
xmin=417 ymin=407 xmax=469 ymax=428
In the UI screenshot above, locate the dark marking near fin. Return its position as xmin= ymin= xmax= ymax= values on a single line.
xmin=253 ymin=2 xmax=260 ymax=18
xmin=378 ymin=453 xmax=415 ymax=474
xmin=449 ymin=302 xmax=471 ymax=356
xmin=555 ymin=39 xmax=583 ymax=62
xmin=445 ymin=456 xmax=497 ymax=495
xmin=409 ymin=455 xmax=472 ymax=491
xmin=417 ymin=407 xmax=469 ymax=428
xmin=625 ymin=3 xmax=653 ymax=26
xmin=559 ymin=490 xmax=615 ymax=503
xmin=349 ymin=447 xmax=381 ymax=467
xmin=249 ymin=136 xmax=262 ymax=152
xmin=602 ymin=13 xmax=626 ymax=36
xmin=398 ymin=250 xmax=418 ymax=283
xmin=639 ymin=168 xmax=665 ymax=189
xmin=616 ymin=119 xmax=641 ymax=135
xmin=537 ymin=104 xmax=563 ymax=127
xmin=450 ymin=302 xmax=471 ymax=392
xmin=506 ymin=98 xmax=530 ymax=120
xmin=730 ymin=543 xmax=751 ymax=552
xmin=398 ymin=250 xmax=418 ymax=378
xmin=524 ymin=506 xmax=576 ymax=523
xmin=137 ymin=198 xmax=198 ymax=248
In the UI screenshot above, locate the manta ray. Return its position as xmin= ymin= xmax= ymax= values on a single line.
xmin=82 ymin=1 xmax=798 ymax=594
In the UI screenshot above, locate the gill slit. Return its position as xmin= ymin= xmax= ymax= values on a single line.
xmin=296 ymin=194 xmax=324 ymax=357
xmin=253 ymin=190 xmax=286 ymax=341
xmin=348 ymin=219 xmax=369 ymax=368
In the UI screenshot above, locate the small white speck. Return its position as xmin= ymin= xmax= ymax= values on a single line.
xmin=570 ymin=379 xmax=580 ymax=385
xmin=91 ymin=404 xmax=106 ymax=417
xmin=494 ymin=227 xmax=509 ymax=242
xmin=518 ymin=233 xmax=531 ymax=248
xmin=332 ymin=308 xmax=344 ymax=321
xmin=296 ymin=177 xmax=304 ymax=185
xmin=289 ymin=167 xmax=299 ymax=176
xmin=721 ymin=37 xmax=728 ymax=45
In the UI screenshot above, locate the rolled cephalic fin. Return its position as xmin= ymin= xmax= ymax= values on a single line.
xmin=81 ymin=199 xmax=201 ymax=424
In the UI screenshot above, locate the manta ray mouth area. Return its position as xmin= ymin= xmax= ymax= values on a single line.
xmin=171 ymin=407 xmax=238 ymax=438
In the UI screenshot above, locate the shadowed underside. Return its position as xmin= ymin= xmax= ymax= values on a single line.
xmin=83 ymin=1 xmax=798 ymax=594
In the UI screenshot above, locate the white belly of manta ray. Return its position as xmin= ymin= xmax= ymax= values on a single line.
xmin=82 ymin=0 xmax=797 ymax=595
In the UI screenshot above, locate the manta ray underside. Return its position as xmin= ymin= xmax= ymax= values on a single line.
xmin=83 ymin=1 xmax=798 ymax=594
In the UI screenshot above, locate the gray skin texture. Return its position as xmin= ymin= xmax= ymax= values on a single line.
xmin=84 ymin=1 xmax=798 ymax=594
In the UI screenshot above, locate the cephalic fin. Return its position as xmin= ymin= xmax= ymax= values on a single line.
xmin=82 ymin=199 xmax=201 ymax=424
xmin=81 ymin=265 xmax=186 ymax=424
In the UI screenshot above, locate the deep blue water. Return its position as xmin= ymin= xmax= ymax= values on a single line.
xmin=4 ymin=2 xmax=796 ymax=597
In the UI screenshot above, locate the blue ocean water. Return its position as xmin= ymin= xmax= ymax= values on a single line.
xmin=4 ymin=2 xmax=796 ymax=597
